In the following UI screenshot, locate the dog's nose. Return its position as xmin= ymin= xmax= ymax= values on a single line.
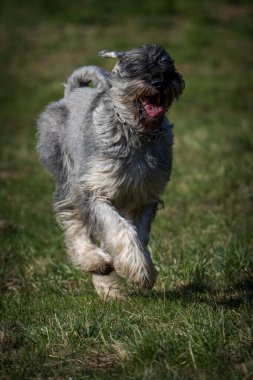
xmin=151 ymin=79 xmax=164 ymax=90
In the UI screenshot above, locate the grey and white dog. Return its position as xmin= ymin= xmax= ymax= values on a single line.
xmin=37 ymin=44 xmax=184 ymax=298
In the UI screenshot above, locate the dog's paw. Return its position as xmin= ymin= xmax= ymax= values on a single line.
xmin=130 ymin=260 xmax=158 ymax=289
xmin=92 ymin=272 xmax=126 ymax=299
xmin=83 ymin=249 xmax=114 ymax=275
xmin=89 ymin=260 xmax=114 ymax=275
xmin=114 ymin=250 xmax=158 ymax=289
xmin=68 ymin=245 xmax=114 ymax=275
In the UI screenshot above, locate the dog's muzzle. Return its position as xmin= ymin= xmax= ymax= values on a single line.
xmin=139 ymin=89 xmax=168 ymax=119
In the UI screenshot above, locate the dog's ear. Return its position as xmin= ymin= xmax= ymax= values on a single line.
xmin=98 ymin=50 xmax=124 ymax=59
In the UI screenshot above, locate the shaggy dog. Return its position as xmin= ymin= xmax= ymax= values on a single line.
xmin=37 ymin=44 xmax=184 ymax=298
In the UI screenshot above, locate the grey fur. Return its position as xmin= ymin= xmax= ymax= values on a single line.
xmin=37 ymin=44 xmax=184 ymax=298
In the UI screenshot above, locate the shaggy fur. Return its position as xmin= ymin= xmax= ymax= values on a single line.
xmin=37 ymin=44 xmax=184 ymax=298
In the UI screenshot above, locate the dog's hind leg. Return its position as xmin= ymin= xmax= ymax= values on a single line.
xmin=58 ymin=210 xmax=125 ymax=298
xmin=91 ymin=240 xmax=126 ymax=299
xmin=92 ymin=272 xmax=124 ymax=299
xmin=63 ymin=215 xmax=124 ymax=298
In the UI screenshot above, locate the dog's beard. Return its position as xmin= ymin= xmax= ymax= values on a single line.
xmin=112 ymin=80 xmax=173 ymax=132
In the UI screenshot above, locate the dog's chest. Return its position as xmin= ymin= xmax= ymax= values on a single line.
xmin=117 ymin=154 xmax=159 ymax=206
xmin=93 ymin=143 xmax=171 ymax=209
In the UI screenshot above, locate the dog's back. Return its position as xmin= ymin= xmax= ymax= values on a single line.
xmin=37 ymin=66 xmax=110 ymax=185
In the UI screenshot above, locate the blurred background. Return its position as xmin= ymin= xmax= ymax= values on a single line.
xmin=0 ymin=0 xmax=252 ymax=377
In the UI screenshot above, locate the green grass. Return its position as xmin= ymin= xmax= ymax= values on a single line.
xmin=0 ymin=0 xmax=253 ymax=378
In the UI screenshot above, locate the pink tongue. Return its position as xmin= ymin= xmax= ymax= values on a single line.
xmin=144 ymin=103 xmax=164 ymax=118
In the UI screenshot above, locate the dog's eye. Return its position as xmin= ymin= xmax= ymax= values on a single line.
xmin=161 ymin=59 xmax=172 ymax=68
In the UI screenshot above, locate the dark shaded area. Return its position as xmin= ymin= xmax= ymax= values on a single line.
xmin=157 ymin=278 xmax=253 ymax=308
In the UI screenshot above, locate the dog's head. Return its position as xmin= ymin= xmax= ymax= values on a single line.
xmin=99 ymin=44 xmax=184 ymax=131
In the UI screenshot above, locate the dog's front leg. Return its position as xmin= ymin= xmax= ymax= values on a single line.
xmin=63 ymin=217 xmax=114 ymax=275
xmin=85 ymin=200 xmax=157 ymax=289
xmin=134 ymin=203 xmax=158 ymax=247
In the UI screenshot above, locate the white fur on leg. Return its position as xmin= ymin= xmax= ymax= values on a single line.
xmin=111 ymin=226 xmax=158 ymax=289
xmin=92 ymin=272 xmax=125 ymax=299
xmin=69 ymin=232 xmax=113 ymax=272
xmin=89 ymin=200 xmax=157 ymax=288
xmin=64 ymin=218 xmax=113 ymax=274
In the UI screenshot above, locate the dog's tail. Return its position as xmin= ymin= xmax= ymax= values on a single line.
xmin=64 ymin=65 xmax=111 ymax=97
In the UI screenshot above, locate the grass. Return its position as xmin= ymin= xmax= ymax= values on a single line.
xmin=0 ymin=0 xmax=253 ymax=378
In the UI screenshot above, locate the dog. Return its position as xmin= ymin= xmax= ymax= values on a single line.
xmin=37 ymin=44 xmax=184 ymax=298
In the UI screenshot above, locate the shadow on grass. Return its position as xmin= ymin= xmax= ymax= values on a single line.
xmin=137 ymin=276 xmax=253 ymax=309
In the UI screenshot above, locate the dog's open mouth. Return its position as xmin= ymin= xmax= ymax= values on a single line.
xmin=140 ymin=95 xmax=166 ymax=118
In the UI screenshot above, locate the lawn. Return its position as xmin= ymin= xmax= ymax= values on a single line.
xmin=0 ymin=0 xmax=253 ymax=379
